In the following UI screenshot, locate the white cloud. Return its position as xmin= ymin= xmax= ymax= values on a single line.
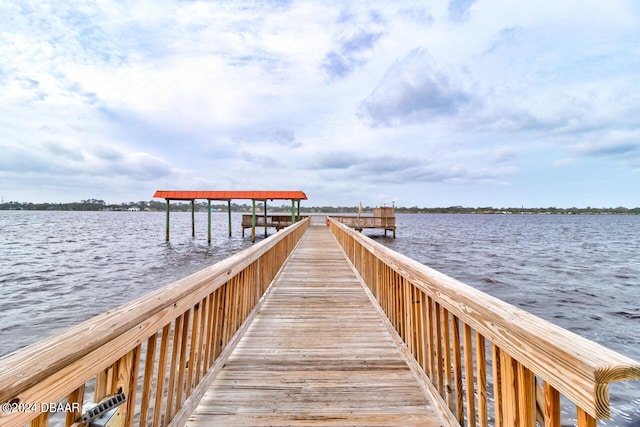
xmin=320 ymin=8 xmax=386 ymax=80
xmin=358 ymin=47 xmax=472 ymax=127
xmin=569 ymin=131 xmax=640 ymax=158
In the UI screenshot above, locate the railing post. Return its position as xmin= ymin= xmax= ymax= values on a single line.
xmin=577 ymin=408 xmax=597 ymax=427
xmin=435 ymin=302 xmax=444 ymax=396
xmin=499 ymin=350 xmax=519 ymax=426
xmin=139 ymin=335 xmax=156 ymax=427
xmin=544 ymin=382 xmax=561 ymax=427
xmin=30 ymin=412 xmax=48 ymax=427
xmin=66 ymin=385 xmax=84 ymax=426
xmin=154 ymin=325 xmax=171 ymax=427
xmin=109 ymin=346 xmax=141 ymax=427
xmin=452 ymin=316 xmax=464 ymax=423
xmin=517 ymin=363 xmax=537 ymax=427
xmin=442 ymin=307 xmax=453 ymax=411
xmin=255 ymin=255 xmax=262 ymax=304
xmin=476 ymin=333 xmax=488 ymax=427
xmin=492 ymin=344 xmax=503 ymax=426
xmin=463 ymin=324 xmax=476 ymax=426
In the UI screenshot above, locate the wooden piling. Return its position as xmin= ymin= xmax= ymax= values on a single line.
xmin=207 ymin=199 xmax=211 ymax=243
xmin=165 ymin=199 xmax=170 ymax=241
xmin=263 ymin=200 xmax=267 ymax=237
xmin=251 ymin=199 xmax=256 ymax=243
xmin=191 ymin=200 xmax=195 ymax=237
xmin=227 ymin=200 xmax=232 ymax=237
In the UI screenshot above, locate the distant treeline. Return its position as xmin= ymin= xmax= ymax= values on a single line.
xmin=1 ymin=199 xmax=639 ymax=215
xmin=393 ymin=206 xmax=640 ymax=215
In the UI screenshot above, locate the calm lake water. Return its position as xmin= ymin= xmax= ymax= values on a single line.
xmin=0 ymin=211 xmax=638 ymax=425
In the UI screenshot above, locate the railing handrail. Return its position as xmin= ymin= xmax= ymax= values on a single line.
xmin=329 ymin=219 xmax=640 ymax=421
xmin=0 ymin=218 xmax=309 ymax=424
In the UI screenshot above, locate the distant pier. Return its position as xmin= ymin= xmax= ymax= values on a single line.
xmin=330 ymin=206 xmax=396 ymax=238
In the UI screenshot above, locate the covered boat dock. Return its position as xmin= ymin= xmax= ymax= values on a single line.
xmin=153 ymin=190 xmax=308 ymax=243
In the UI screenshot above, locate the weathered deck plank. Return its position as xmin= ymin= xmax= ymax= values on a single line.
xmin=187 ymin=225 xmax=444 ymax=426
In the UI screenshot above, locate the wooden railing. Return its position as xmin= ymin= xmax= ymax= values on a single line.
xmin=240 ymin=214 xmax=307 ymax=231
xmin=329 ymin=219 xmax=640 ymax=427
xmin=331 ymin=215 xmax=396 ymax=228
xmin=0 ymin=218 xmax=309 ymax=427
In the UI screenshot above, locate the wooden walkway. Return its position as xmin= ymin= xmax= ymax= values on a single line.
xmin=187 ymin=225 xmax=444 ymax=426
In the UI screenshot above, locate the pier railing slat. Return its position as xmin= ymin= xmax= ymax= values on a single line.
xmin=0 ymin=218 xmax=308 ymax=427
xmin=329 ymin=218 xmax=640 ymax=425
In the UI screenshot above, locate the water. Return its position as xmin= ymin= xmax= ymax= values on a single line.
xmin=0 ymin=211 xmax=254 ymax=356
xmin=1 ymin=211 xmax=638 ymax=425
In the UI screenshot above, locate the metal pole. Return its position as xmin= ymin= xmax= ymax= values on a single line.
xmin=207 ymin=199 xmax=211 ymax=244
xmin=165 ymin=199 xmax=170 ymax=241
xmin=228 ymin=200 xmax=232 ymax=237
xmin=297 ymin=200 xmax=300 ymax=222
xmin=264 ymin=200 xmax=267 ymax=237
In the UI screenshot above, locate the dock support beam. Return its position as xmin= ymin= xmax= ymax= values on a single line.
xmin=251 ymin=199 xmax=256 ymax=243
xmin=165 ymin=200 xmax=170 ymax=241
xmin=264 ymin=201 xmax=268 ymax=237
xmin=291 ymin=200 xmax=295 ymax=224
xmin=228 ymin=200 xmax=232 ymax=237
xmin=207 ymin=199 xmax=211 ymax=243
xmin=191 ymin=199 xmax=195 ymax=237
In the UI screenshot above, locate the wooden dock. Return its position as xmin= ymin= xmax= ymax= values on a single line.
xmin=330 ymin=207 xmax=397 ymax=238
xmin=187 ymin=225 xmax=444 ymax=426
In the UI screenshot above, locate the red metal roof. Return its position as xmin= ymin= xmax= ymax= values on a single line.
xmin=153 ymin=190 xmax=307 ymax=201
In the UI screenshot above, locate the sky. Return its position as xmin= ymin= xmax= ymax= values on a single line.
xmin=1 ymin=0 xmax=640 ymax=208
